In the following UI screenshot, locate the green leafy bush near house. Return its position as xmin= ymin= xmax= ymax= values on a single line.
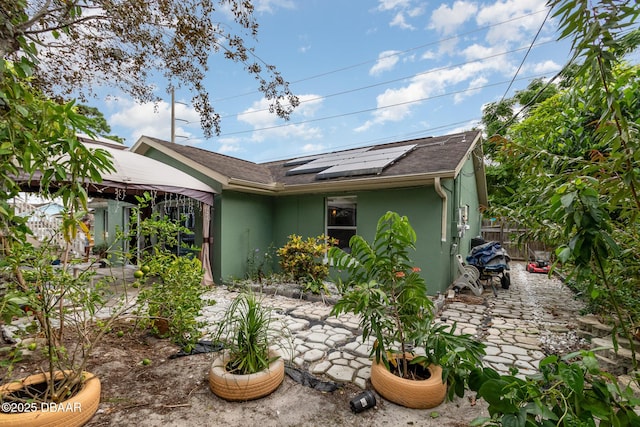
xmin=277 ymin=234 xmax=336 ymax=283
xmin=124 ymin=193 xmax=212 ymax=353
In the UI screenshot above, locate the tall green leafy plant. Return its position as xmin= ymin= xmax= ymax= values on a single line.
xmin=329 ymin=211 xmax=485 ymax=397
xmin=0 ymin=58 xmax=123 ymax=404
xmin=467 ymin=1 xmax=640 ymax=425
xmin=126 ymin=193 xmax=210 ymax=353
xmin=212 ymin=291 xmax=284 ymax=375
xmin=482 ymin=0 xmax=639 ymax=370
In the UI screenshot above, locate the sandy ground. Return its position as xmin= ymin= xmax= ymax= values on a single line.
xmin=82 ymin=327 xmax=488 ymax=427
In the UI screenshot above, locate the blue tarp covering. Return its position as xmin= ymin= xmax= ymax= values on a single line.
xmin=466 ymin=241 xmax=510 ymax=272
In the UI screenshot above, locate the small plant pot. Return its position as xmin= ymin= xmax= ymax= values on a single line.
xmin=0 ymin=370 xmax=101 ymax=427
xmin=151 ymin=318 xmax=170 ymax=337
xmin=370 ymin=355 xmax=446 ymax=409
xmin=208 ymin=350 xmax=284 ymax=401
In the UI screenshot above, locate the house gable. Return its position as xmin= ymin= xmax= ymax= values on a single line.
xmin=130 ymin=130 xmax=488 ymax=205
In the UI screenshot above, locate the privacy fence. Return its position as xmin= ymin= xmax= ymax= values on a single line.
xmin=480 ymin=220 xmax=550 ymax=261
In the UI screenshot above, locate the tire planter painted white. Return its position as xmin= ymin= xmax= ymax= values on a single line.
xmin=208 ymin=350 xmax=284 ymax=401
xmin=370 ymin=356 xmax=447 ymax=409
xmin=0 ymin=371 xmax=101 ymax=427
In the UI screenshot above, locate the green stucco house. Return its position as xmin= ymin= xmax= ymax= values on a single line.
xmin=129 ymin=130 xmax=488 ymax=295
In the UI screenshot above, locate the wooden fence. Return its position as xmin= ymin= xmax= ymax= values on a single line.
xmin=480 ymin=220 xmax=550 ymax=261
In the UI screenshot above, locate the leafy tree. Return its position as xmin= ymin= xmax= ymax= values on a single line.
xmin=0 ymin=62 xmax=115 ymax=238
xmin=76 ymin=104 xmax=124 ymax=143
xmin=483 ymin=0 xmax=639 ymax=368
xmin=1 ymin=0 xmax=299 ymax=137
xmin=481 ymin=77 xmax=566 ymax=206
xmin=471 ymin=4 xmax=640 ymax=423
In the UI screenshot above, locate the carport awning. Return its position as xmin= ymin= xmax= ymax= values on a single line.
xmin=15 ymin=138 xmax=216 ymax=205
xmin=82 ymin=140 xmax=216 ymax=205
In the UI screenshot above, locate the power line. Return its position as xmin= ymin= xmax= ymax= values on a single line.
xmin=226 ymin=39 xmax=557 ymax=120
xmin=497 ymin=7 xmax=553 ymax=104
xmin=211 ymin=8 xmax=551 ymax=103
xmin=255 ymin=119 xmax=481 ymax=163
xmin=217 ymin=73 xmax=549 ymax=138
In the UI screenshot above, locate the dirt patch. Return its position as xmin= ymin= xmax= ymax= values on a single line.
xmin=33 ymin=321 xmax=486 ymax=426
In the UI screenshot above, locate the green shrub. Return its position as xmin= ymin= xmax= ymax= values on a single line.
xmin=135 ymin=254 xmax=211 ymax=352
xmin=212 ymin=291 xmax=282 ymax=374
xmin=470 ymin=351 xmax=640 ymax=427
xmin=277 ymin=234 xmax=336 ymax=283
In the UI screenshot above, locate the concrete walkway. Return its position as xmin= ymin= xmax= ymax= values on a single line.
xmin=4 ymin=261 xmax=585 ymax=388
xmin=198 ymin=262 xmax=586 ymax=388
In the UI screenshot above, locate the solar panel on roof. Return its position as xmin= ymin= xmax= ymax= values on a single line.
xmin=316 ymin=144 xmax=416 ymax=180
xmin=284 ymin=148 xmax=369 ymax=167
xmin=285 ymin=144 xmax=416 ymax=179
xmin=285 ymin=148 xmax=369 ymax=175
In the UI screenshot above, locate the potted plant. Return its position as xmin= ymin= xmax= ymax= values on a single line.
xmin=329 ymin=211 xmax=485 ymax=409
xmin=208 ymin=291 xmax=287 ymax=401
xmin=92 ymin=242 xmax=110 ymax=267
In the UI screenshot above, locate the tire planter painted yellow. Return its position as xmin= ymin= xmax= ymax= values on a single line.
xmin=208 ymin=350 xmax=284 ymax=401
xmin=370 ymin=356 xmax=447 ymax=409
xmin=0 ymin=371 xmax=101 ymax=427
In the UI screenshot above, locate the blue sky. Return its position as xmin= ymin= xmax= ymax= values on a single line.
xmin=92 ymin=0 xmax=573 ymax=163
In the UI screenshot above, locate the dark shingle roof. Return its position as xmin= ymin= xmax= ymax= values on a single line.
xmin=139 ymin=130 xmax=481 ymax=188
xmin=264 ymin=131 xmax=480 ymax=185
xmin=144 ymin=137 xmax=274 ymax=184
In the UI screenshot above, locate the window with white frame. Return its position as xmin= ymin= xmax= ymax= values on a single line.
xmin=326 ymin=196 xmax=357 ymax=251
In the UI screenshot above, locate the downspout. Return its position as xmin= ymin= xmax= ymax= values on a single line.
xmin=434 ymin=177 xmax=447 ymax=242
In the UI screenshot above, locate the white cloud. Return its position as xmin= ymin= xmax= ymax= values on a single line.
xmin=476 ymin=0 xmax=550 ymax=47
xmin=369 ymin=50 xmax=401 ymax=76
xmin=301 ymin=143 xmax=326 ymax=153
xmin=377 ymin=0 xmax=412 ymax=12
xmin=378 ymin=0 xmax=423 ymax=29
xmin=253 ymin=0 xmax=295 ymax=13
xmin=429 ymin=1 xmax=478 ymax=36
xmin=531 ymin=59 xmax=562 ymax=74
xmin=407 ymin=6 xmax=425 ymax=18
xmin=108 ymin=98 xmax=201 ymax=145
xmin=421 ymin=50 xmax=436 ymax=60
xmin=437 ymin=36 xmax=461 ymax=56
xmin=454 ymin=76 xmax=488 ymax=103
xmin=447 ymin=119 xmax=482 ymax=134
xmin=218 ymin=141 xmax=242 ymax=154
xmin=390 ymin=12 xmax=415 ymax=30
xmin=237 ymin=95 xmax=323 ymax=142
xmin=459 ymin=43 xmax=515 ymax=75
xmin=358 ymin=55 xmax=515 ymax=130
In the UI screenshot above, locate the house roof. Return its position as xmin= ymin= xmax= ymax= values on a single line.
xmin=131 ymin=130 xmax=487 ymax=206
xmin=77 ymin=136 xmax=217 ymax=205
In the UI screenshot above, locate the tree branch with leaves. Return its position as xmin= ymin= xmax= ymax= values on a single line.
xmin=1 ymin=0 xmax=299 ymax=137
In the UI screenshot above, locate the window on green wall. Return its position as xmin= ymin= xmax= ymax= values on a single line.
xmin=326 ymin=196 xmax=357 ymax=252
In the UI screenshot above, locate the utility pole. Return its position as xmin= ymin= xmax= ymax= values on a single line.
xmin=171 ymin=88 xmax=176 ymax=143
xmin=170 ymin=88 xmax=188 ymax=143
